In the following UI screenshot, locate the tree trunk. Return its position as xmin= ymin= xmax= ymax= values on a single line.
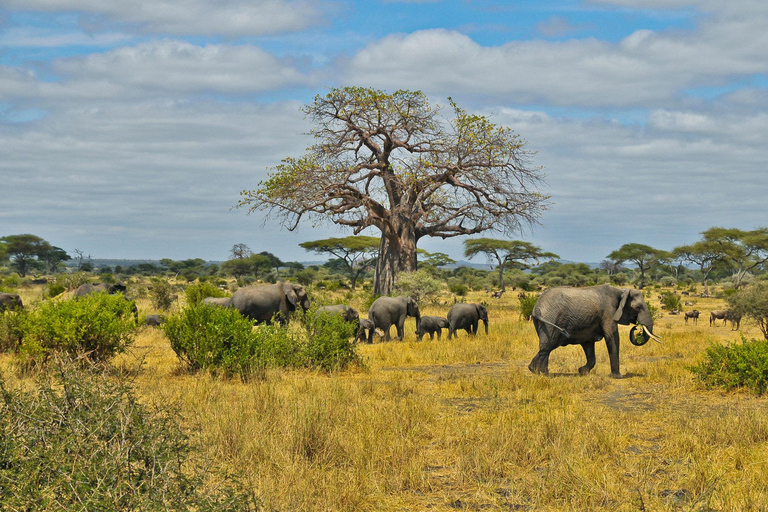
xmin=373 ymin=223 xmax=418 ymax=296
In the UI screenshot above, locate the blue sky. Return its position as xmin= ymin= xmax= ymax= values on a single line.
xmin=1 ymin=0 xmax=767 ymax=264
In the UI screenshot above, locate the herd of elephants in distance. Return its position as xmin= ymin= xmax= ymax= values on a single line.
xmin=0 ymin=276 xmax=742 ymax=378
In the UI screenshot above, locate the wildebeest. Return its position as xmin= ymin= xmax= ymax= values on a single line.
xmin=710 ymin=310 xmax=730 ymax=327
xmin=143 ymin=314 xmax=165 ymax=327
xmin=490 ymin=290 xmax=504 ymax=299
xmin=684 ymin=310 xmax=700 ymax=324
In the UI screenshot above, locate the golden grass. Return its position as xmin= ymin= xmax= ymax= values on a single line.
xmin=3 ymin=286 xmax=768 ymax=511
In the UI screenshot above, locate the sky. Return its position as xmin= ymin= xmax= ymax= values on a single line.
xmin=1 ymin=0 xmax=767 ymax=264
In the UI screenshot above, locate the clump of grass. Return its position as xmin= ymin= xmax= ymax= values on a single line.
xmin=518 ymin=293 xmax=538 ymax=321
xmin=149 ymin=277 xmax=176 ymax=311
xmin=689 ymin=335 xmax=768 ymax=394
xmin=0 ymin=364 xmax=256 ymax=510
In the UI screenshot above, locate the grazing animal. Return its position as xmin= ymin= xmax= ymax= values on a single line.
xmin=315 ymin=304 xmax=360 ymax=323
xmin=727 ymin=311 xmax=742 ymax=330
xmin=74 ymin=282 xmax=128 ymax=297
xmin=229 ymin=282 xmax=310 ymax=325
xmin=684 ymin=310 xmax=700 ymax=324
xmin=368 ymin=296 xmax=421 ymax=342
xmin=529 ymin=285 xmax=660 ymax=378
xmin=447 ymin=303 xmax=489 ymax=339
xmin=414 ymin=316 xmax=449 ymax=341
xmin=144 ymin=314 xmax=165 ymax=327
xmin=490 ymin=290 xmax=504 ymax=299
xmin=202 ymin=296 xmax=232 ymax=307
xmin=710 ymin=310 xmax=731 ymax=327
xmin=0 ymin=293 xmax=24 ymax=312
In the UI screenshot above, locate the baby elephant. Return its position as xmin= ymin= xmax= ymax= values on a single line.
xmin=684 ymin=310 xmax=700 ymax=324
xmin=356 ymin=318 xmax=375 ymax=343
xmin=315 ymin=304 xmax=360 ymax=323
xmin=414 ymin=316 xmax=449 ymax=341
xmin=447 ymin=303 xmax=489 ymax=339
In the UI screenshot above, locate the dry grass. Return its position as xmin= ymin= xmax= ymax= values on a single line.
xmin=3 ymin=285 xmax=768 ymax=511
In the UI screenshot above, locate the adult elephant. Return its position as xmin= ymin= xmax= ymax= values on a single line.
xmin=74 ymin=282 xmax=128 ymax=297
xmin=0 ymin=293 xmax=23 ymax=312
xmin=315 ymin=304 xmax=360 ymax=323
xmin=528 ymin=285 xmax=661 ymax=378
xmin=229 ymin=282 xmax=310 ymax=325
xmin=202 ymin=297 xmax=232 ymax=308
xmin=367 ymin=296 xmax=421 ymax=343
xmin=447 ymin=303 xmax=488 ymax=339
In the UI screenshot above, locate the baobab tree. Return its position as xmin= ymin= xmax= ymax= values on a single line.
xmin=239 ymin=87 xmax=549 ymax=294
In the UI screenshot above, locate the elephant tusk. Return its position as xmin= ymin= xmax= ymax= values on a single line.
xmin=643 ymin=325 xmax=662 ymax=343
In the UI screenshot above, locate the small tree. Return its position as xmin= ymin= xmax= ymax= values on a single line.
xmin=300 ymin=236 xmax=379 ymax=289
xmin=0 ymin=234 xmax=49 ymax=277
xmin=728 ymin=283 xmax=768 ymax=340
xmin=464 ymin=238 xmax=558 ymax=291
xmin=230 ymin=243 xmax=252 ymax=259
xmin=673 ymin=240 xmax=726 ymax=296
xmin=607 ymin=243 xmax=664 ymax=289
xmin=394 ymin=269 xmax=443 ymax=304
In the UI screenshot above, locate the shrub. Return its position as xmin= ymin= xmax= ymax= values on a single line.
xmin=660 ymin=292 xmax=682 ymax=311
xmin=17 ymin=293 xmax=137 ymax=369
xmin=149 ymin=278 xmax=176 ymax=311
xmin=647 ymin=303 xmax=662 ymax=323
xmin=46 ymin=281 xmax=66 ymax=297
xmin=0 ymin=310 xmax=26 ymax=352
xmin=728 ymin=282 xmax=768 ymax=340
xmin=394 ymin=269 xmax=443 ymax=304
xmin=689 ymin=336 xmax=768 ymax=394
xmin=659 ymin=276 xmax=677 ymax=287
xmin=165 ymin=303 xmax=360 ymax=379
xmin=518 ymin=293 xmax=538 ymax=321
xmin=184 ymin=281 xmax=229 ymax=306
xmin=448 ymin=279 xmax=468 ymax=296
xmin=0 ymin=365 xmax=256 ymax=509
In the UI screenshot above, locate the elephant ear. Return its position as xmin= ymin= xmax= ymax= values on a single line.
xmin=613 ymin=289 xmax=630 ymax=323
xmin=283 ymin=284 xmax=299 ymax=309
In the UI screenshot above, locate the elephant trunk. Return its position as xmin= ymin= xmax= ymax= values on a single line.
xmin=629 ymin=322 xmax=662 ymax=346
xmin=483 ymin=319 xmax=488 ymax=335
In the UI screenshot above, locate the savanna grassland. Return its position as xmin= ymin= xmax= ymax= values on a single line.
xmin=4 ymin=285 xmax=768 ymax=511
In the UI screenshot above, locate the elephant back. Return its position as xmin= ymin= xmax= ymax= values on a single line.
xmin=230 ymin=283 xmax=288 ymax=323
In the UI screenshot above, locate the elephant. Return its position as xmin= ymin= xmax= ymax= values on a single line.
xmin=229 ymin=282 xmax=310 ymax=325
xmin=355 ymin=318 xmax=376 ymax=343
xmin=414 ymin=315 xmax=449 ymax=341
xmin=315 ymin=304 xmax=360 ymax=323
xmin=143 ymin=314 xmax=165 ymax=327
xmin=202 ymin=296 xmax=233 ymax=308
xmin=367 ymin=296 xmax=421 ymax=343
xmin=447 ymin=303 xmax=488 ymax=339
xmin=528 ymin=285 xmax=661 ymax=378
xmin=74 ymin=282 xmax=127 ymax=297
xmin=0 ymin=293 xmax=23 ymax=312
xmin=684 ymin=310 xmax=700 ymax=324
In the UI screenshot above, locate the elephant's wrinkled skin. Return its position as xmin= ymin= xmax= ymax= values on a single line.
xmin=0 ymin=293 xmax=23 ymax=312
xmin=415 ymin=315 xmax=449 ymax=341
xmin=529 ymin=285 xmax=659 ymax=378
xmin=229 ymin=282 xmax=310 ymax=325
xmin=315 ymin=304 xmax=360 ymax=323
xmin=74 ymin=282 xmax=127 ymax=297
xmin=202 ymin=296 xmax=232 ymax=308
xmin=368 ymin=296 xmax=421 ymax=342
xmin=447 ymin=303 xmax=488 ymax=339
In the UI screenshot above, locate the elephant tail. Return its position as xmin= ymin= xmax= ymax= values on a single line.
xmin=532 ymin=314 xmax=571 ymax=338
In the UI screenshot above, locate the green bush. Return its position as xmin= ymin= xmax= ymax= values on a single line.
xmin=18 ymin=293 xmax=137 ymax=369
xmin=518 ymin=293 xmax=538 ymax=321
xmin=165 ymin=303 xmax=360 ymax=379
xmin=0 ymin=310 xmax=26 ymax=352
xmin=184 ymin=281 xmax=229 ymax=306
xmin=689 ymin=336 xmax=768 ymax=394
xmin=394 ymin=269 xmax=443 ymax=304
xmin=149 ymin=278 xmax=176 ymax=311
xmin=660 ymin=292 xmax=683 ymax=311
xmin=448 ymin=279 xmax=468 ymax=296
xmin=0 ymin=365 xmax=256 ymax=510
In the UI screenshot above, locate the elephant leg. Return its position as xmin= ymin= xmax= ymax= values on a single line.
xmin=429 ymin=332 xmax=435 ymax=341
xmin=384 ymin=325 xmax=392 ymax=341
xmin=436 ymin=330 xmax=441 ymax=341
xmin=471 ymin=321 xmax=478 ymax=335
xmin=396 ymin=321 xmax=405 ymax=341
xmin=605 ymin=330 xmax=621 ymax=377
xmin=579 ymin=342 xmax=596 ymax=375
xmin=529 ymin=321 xmax=552 ymax=374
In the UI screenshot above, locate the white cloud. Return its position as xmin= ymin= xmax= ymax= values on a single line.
xmin=2 ymin=0 xmax=324 ymax=37
xmin=0 ymin=27 xmax=132 ymax=48
xmin=51 ymin=40 xmax=312 ymax=96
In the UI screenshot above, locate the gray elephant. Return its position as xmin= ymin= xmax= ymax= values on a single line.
xmin=368 ymin=296 xmax=421 ymax=342
xmin=415 ymin=315 xmax=449 ymax=341
xmin=529 ymin=285 xmax=661 ymax=378
xmin=202 ymin=296 xmax=232 ymax=308
xmin=315 ymin=304 xmax=360 ymax=323
xmin=143 ymin=314 xmax=165 ymax=327
xmin=0 ymin=293 xmax=23 ymax=312
xmin=229 ymin=282 xmax=310 ymax=325
xmin=447 ymin=303 xmax=488 ymax=339
xmin=355 ymin=318 xmax=375 ymax=343
xmin=74 ymin=282 xmax=127 ymax=297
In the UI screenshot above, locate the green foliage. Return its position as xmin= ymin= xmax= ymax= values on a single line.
xmin=0 ymin=310 xmax=26 ymax=352
xmin=728 ymin=282 xmax=768 ymax=339
xmin=46 ymin=281 xmax=66 ymax=297
xmin=184 ymin=281 xmax=229 ymax=306
xmin=448 ymin=279 xmax=468 ymax=296
xmin=17 ymin=294 xmax=137 ymax=369
xmin=660 ymin=292 xmax=683 ymax=311
xmin=518 ymin=293 xmax=538 ymax=321
xmin=647 ymin=303 xmax=662 ymax=323
xmin=165 ymin=303 xmax=360 ymax=379
xmin=0 ymin=365 xmax=256 ymax=510
xmin=148 ymin=278 xmax=176 ymax=311
xmin=690 ymin=335 xmax=768 ymax=394
xmin=659 ymin=276 xmax=677 ymax=287
xmin=394 ymin=269 xmax=443 ymax=304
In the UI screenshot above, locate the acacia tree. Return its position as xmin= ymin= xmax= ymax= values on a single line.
xmin=464 ymin=238 xmax=558 ymax=291
xmin=299 ymin=236 xmax=379 ymax=289
xmin=673 ymin=240 xmax=726 ymax=296
xmin=239 ymin=87 xmax=548 ymax=295
xmin=607 ymin=243 xmax=664 ymax=289
xmin=0 ymin=234 xmax=50 ymax=277
xmin=702 ymin=227 xmax=768 ymax=289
